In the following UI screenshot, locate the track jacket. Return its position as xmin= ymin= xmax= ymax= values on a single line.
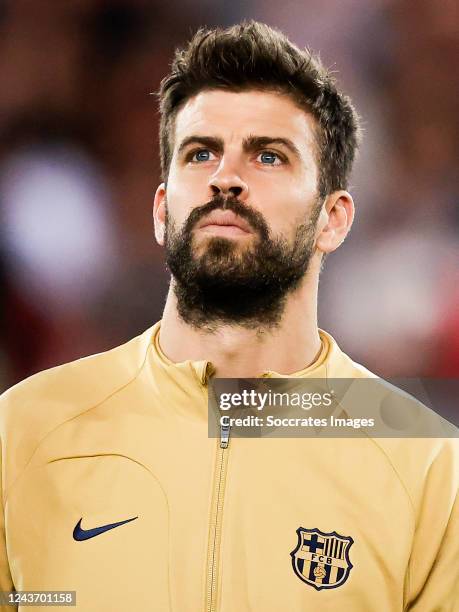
xmin=0 ymin=321 xmax=458 ymax=611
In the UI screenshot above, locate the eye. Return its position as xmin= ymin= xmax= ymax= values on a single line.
xmin=257 ymin=150 xmax=284 ymax=165
xmin=190 ymin=149 xmax=216 ymax=163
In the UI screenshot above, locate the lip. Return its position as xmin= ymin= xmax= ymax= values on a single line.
xmin=196 ymin=210 xmax=252 ymax=234
xmin=199 ymin=224 xmax=250 ymax=237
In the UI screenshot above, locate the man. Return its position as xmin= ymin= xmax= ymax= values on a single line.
xmin=0 ymin=21 xmax=457 ymax=612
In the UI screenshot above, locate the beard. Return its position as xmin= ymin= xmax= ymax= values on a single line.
xmin=164 ymin=193 xmax=321 ymax=331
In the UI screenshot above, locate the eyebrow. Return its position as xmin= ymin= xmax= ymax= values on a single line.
xmin=176 ymin=134 xmax=302 ymax=161
xmin=177 ymin=136 xmax=224 ymax=157
xmin=243 ymin=135 xmax=302 ymax=160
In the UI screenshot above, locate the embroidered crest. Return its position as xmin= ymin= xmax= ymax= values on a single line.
xmin=290 ymin=527 xmax=354 ymax=590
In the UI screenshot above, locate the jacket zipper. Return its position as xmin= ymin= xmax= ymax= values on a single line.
xmin=205 ymin=410 xmax=231 ymax=611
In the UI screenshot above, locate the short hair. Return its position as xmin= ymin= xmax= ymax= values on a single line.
xmin=158 ymin=21 xmax=361 ymax=198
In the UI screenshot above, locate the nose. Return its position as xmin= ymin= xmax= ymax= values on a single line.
xmin=208 ymin=160 xmax=249 ymax=201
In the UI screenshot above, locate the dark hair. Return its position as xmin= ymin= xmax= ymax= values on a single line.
xmin=158 ymin=21 xmax=360 ymax=198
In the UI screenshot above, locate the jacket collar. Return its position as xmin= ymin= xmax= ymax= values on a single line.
xmin=146 ymin=320 xmax=353 ymax=385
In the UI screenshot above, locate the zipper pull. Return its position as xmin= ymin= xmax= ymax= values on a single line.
xmin=220 ymin=421 xmax=231 ymax=449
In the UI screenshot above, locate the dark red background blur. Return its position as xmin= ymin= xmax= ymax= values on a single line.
xmin=0 ymin=0 xmax=458 ymax=392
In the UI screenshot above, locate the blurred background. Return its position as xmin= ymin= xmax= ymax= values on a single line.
xmin=0 ymin=0 xmax=458 ymax=393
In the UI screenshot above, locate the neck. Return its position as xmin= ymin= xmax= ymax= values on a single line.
xmin=158 ymin=266 xmax=322 ymax=378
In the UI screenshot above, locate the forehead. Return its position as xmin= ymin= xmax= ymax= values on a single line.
xmin=173 ymin=89 xmax=318 ymax=155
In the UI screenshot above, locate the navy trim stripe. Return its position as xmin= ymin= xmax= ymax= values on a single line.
xmin=297 ymin=558 xmax=304 ymax=575
xmin=323 ymin=562 xmax=332 ymax=584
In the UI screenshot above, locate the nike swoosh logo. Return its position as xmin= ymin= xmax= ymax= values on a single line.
xmin=73 ymin=516 xmax=138 ymax=541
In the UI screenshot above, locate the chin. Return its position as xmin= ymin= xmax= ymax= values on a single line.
xmin=194 ymin=234 xmax=243 ymax=255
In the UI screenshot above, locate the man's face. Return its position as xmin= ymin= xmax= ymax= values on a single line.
xmin=156 ymin=89 xmax=323 ymax=329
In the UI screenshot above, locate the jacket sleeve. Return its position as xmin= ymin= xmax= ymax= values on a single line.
xmin=406 ymin=439 xmax=459 ymax=610
xmin=0 ymin=438 xmax=15 ymax=611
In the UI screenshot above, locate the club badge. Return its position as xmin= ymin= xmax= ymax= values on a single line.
xmin=290 ymin=527 xmax=354 ymax=590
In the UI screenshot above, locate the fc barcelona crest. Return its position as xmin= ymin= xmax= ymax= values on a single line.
xmin=290 ymin=527 xmax=354 ymax=591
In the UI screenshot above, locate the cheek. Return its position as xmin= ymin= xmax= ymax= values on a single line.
xmin=165 ymin=190 xmax=198 ymax=230
xmin=250 ymin=176 xmax=311 ymax=229
xmin=166 ymin=168 xmax=209 ymax=225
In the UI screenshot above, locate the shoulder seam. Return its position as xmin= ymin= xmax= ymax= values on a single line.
xmin=366 ymin=436 xmax=417 ymax=519
xmin=4 ymin=340 xmax=153 ymax=505
xmin=324 ymin=360 xmax=416 ymax=519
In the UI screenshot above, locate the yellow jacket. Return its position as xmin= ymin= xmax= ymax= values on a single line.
xmin=0 ymin=321 xmax=457 ymax=611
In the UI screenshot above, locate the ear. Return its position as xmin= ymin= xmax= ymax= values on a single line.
xmin=316 ymin=190 xmax=355 ymax=254
xmin=153 ymin=183 xmax=167 ymax=246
